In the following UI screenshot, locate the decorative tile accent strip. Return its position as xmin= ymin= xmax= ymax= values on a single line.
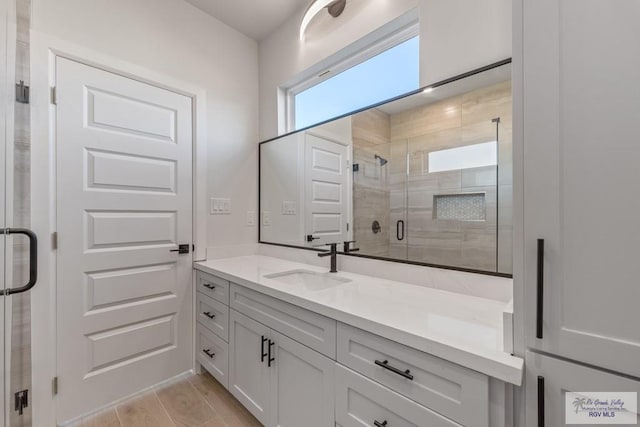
xmin=434 ymin=193 xmax=486 ymax=221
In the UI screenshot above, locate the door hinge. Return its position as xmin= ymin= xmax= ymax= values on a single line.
xmin=52 ymin=232 xmax=58 ymax=250
xmin=14 ymin=389 xmax=28 ymax=415
xmin=52 ymin=377 xmax=58 ymax=396
xmin=50 ymin=87 xmax=57 ymax=105
xmin=16 ymin=81 xmax=29 ymax=104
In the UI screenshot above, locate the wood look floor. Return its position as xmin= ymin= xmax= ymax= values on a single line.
xmin=69 ymin=373 xmax=261 ymax=427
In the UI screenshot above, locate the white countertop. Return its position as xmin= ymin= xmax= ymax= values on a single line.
xmin=194 ymin=255 xmax=523 ymax=385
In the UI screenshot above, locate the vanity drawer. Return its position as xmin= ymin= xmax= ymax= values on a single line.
xmin=230 ymin=283 xmax=336 ymax=358
xmin=197 ymin=324 xmax=229 ymax=388
xmin=336 ymin=365 xmax=461 ymax=427
xmin=196 ymin=271 xmax=229 ymax=305
xmin=196 ymin=292 xmax=229 ymax=342
xmin=337 ymin=323 xmax=488 ymax=427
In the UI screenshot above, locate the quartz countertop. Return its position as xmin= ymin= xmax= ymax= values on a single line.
xmin=194 ymin=255 xmax=523 ymax=385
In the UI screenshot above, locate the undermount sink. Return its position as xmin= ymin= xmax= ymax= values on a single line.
xmin=264 ymin=269 xmax=351 ymax=291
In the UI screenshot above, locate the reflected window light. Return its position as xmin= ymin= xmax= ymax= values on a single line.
xmin=428 ymin=141 xmax=497 ymax=173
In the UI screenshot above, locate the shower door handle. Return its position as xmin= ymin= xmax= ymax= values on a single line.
xmin=396 ymin=220 xmax=405 ymax=241
xmin=0 ymin=228 xmax=38 ymax=295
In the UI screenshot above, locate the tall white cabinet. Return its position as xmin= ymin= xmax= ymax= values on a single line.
xmin=522 ymin=0 xmax=640 ymax=424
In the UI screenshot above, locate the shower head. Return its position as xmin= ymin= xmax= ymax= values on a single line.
xmin=374 ymin=154 xmax=388 ymax=166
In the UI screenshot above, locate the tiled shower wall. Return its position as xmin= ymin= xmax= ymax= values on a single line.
xmin=351 ymin=109 xmax=391 ymax=257
xmin=11 ymin=0 xmax=32 ymax=425
xmin=389 ymin=81 xmax=513 ymax=273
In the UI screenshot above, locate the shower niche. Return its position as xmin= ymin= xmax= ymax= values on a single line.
xmin=260 ymin=61 xmax=512 ymax=275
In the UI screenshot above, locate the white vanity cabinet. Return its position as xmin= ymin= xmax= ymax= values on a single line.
xmin=337 ymin=323 xmax=489 ymax=427
xmin=267 ymin=329 xmax=335 ymax=427
xmin=228 ymin=310 xmax=271 ymax=424
xmin=228 ymin=297 xmax=336 ymax=427
xmin=195 ymin=271 xmax=231 ymax=388
xmin=195 ymin=268 xmax=509 ymax=427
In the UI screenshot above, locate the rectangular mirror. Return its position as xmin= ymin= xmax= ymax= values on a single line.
xmin=260 ymin=60 xmax=512 ymax=276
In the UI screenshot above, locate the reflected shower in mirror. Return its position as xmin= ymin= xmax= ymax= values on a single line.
xmin=260 ymin=61 xmax=512 ymax=276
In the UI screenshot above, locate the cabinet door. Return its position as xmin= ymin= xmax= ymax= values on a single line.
xmin=525 ymin=351 xmax=640 ymax=426
xmin=229 ymin=309 xmax=271 ymax=425
xmin=268 ymin=330 xmax=335 ymax=427
xmin=523 ymin=0 xmax=640 ymax=377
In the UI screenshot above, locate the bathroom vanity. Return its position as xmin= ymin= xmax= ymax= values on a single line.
xmin=194 ymin=255 xmax=523 ymax=427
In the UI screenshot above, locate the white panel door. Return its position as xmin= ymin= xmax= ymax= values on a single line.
xmin=526 ymin=351 xmax=640 ymax=426
xmin=304 ymin=134 xmax=349 ymax=247
xmin=268 ymin=330 xmax=335 ymax=427
xmin=523 ymin=0 xmax=640 ymax=377
xmin=229 ymin=310 xmax=271 ymax=425
xmin=55 ymin=57 xmax=193 ymax=422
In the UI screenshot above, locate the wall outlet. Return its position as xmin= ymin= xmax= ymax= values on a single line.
xmin=246 ymin=211 xmax=256 ymax=226
xmin=262 ymin=211 xmax=271 ymax=226
xmin=210 ymin=198 xmax=231 ymax=214
xmin=281 ymin=201 xmax=297 ymax=215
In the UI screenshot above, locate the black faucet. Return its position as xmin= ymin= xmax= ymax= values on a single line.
xmin=343 ymin=241 xmax=360 ymax=253
xmin=318 ymin=243 xmax=338 ymax=273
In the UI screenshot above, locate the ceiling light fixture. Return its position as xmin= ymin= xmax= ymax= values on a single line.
xmin=300 ymin=0 xmax=347 ymax=41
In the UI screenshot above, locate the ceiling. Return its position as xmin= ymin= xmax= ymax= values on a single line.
xmin=184 ymin=0 xmax=310 ymax=41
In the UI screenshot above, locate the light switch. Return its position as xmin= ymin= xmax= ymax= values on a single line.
xmin=262 ymin=211 xmax=271 ymax=226
xmin=246 ymin=211 xmax=256 ymax=226
xmin=210 ymin=198 xmax=231 ymax=215
xmin=281 ymin=201 xmax=297 ymax=215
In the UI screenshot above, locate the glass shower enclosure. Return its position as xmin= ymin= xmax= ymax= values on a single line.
xmin=2 ymin=0 xmax=35 ymax=425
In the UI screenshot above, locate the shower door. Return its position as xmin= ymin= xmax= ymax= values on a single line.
xmin=2 ymin=0 xmax=36 ymax=425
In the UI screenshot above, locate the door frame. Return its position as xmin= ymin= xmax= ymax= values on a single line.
xmin=30 ymin=33 xmax=208 ymax=426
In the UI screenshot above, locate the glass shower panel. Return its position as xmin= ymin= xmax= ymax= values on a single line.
xmin=2 ymin=0 xmax=33 ymax=425
xmin=1 ymin=0 xmax=14 ymax=424
xmin=388 ymin=139 xmax=408 ymax=260
xmin=352 ymin=140 xmax=390 ymax=257
xmin=406 ymin=117 xmax=500 ymax=271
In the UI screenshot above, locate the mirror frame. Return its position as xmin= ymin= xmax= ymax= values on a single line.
xmin=258 ymin=58 xmax=513 ymax=278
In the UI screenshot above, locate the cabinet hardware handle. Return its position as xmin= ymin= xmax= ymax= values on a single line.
xmin=203 ymin=349 xmax=215 ymax=359
xmin=537 ymin=376 xmax=545 ymax=427
xmin=374 ymin=359 xmax=414 ymax=380
xmin=261 ymin=336 xmax=268 ymax=362
xmin=396 ymin=220 xmax=405 ymax=241
xmin=536 ymin=239 xmax=544 ymax=339
xmin=268 ymin=340 xmax=275 ymax=367
xmin=374 ymin=420 xmax=388 ymax=427
xmin=203 ymin=283 xmax=216 ymax=290
xmin=203 ymin=311 xmax=215 ymax=319
xmin=0 ymin=228 xmax=37 ymax=295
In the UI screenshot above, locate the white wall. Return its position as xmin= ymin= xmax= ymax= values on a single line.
xmin=32 ymin=0 xmax=260 ymax=253
xmin=260 ymin=133 xmax=304 ymax=245
xmin=259 ymin=0 xmax=512 ymax=140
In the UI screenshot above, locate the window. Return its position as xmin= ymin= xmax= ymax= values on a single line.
xmin=289 ymin=31 xmax=420 ymax=131
xmin=427 ymin=141 xmax=498 ymax=173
